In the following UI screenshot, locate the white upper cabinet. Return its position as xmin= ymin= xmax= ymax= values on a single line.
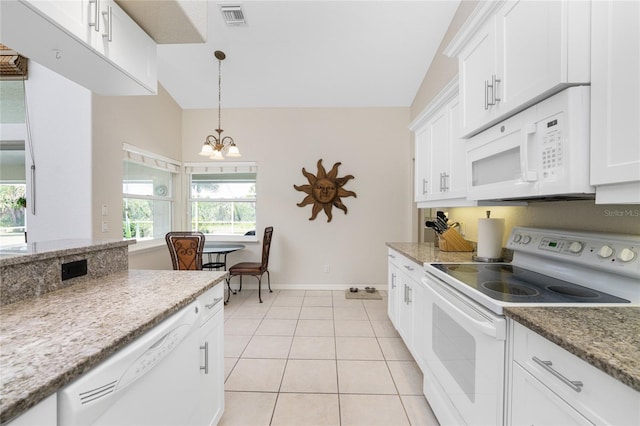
xmin=446 ymin=0 xmax=591 ymax=138
xmin=590 ymin=0 xmax=640 ymax=204
xmin=411 ymin=78 xmax=477 ymax=208
xmin=0 ymin=0 xmax=157 ymax=95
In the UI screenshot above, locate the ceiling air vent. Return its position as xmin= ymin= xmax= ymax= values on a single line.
xmin=220 ymin=5 xmax=246 ymax=25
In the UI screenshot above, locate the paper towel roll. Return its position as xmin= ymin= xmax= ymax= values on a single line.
xmin=477 ymin=218 xmax=505 ymax=259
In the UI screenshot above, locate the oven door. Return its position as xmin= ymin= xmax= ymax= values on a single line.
xmin=421 ymin=272 xmax=506 ymax=426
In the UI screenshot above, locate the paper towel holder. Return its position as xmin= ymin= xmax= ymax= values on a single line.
xmin=472 ymin=210 xmax=505 ymax=262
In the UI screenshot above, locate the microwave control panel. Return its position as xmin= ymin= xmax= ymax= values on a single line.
xmin=540 ymin=115 xmax=563 ymax=180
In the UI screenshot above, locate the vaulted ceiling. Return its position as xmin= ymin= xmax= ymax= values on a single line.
xmin=143 ymin=1 xmax=460 ymax=110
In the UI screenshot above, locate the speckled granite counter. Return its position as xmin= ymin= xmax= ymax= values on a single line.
xmin=386 ymin=242 xmax=475 ymax=265
xmin=505 ymin=307 xmax=640 ymax=392
xmin=0 ymin=269 xmax=227 ymax=424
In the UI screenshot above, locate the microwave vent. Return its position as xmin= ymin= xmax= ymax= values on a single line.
xmin=220 ymin=5 xmax=246 ymax=25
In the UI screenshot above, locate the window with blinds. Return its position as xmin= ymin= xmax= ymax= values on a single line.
xmin=186 ymin=162 xmax=257 ymax=236
xmin=122 ymin=144 xmax=179 ymax=241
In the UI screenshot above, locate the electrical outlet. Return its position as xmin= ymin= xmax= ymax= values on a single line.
xmin=323 ymin=264 xmax=330 ymax=273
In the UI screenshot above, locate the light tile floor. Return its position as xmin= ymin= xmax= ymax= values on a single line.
xmin=219 ymin=289 xmax=440 ymax=426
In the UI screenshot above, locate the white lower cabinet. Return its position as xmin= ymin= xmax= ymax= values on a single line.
xmin=387 ymin=249 xmax=425 ymax=368
xmin=195 ymin=285 xmax=225 ymax=426
xmin=509 ymin=321 xmax=640 ymax=426
xmin=198 ymin=309 xmax=224 ymax=426
xmin=387 ymin=250 xmax=401 ymax=329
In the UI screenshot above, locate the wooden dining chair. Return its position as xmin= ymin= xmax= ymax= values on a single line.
xmin=165 ymin=231 xmax=206 ymax=270
xmin=228 ymin=226 xmax=274 ymax=303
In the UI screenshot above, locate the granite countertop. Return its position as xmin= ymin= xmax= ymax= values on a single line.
xmin=505 ymin=307 xmax=640 ymax=392
xmin=0 ymin=239 xmax=135 ymax=266
xmin=386 ymin=242 xmax=475 ymax=265
xmin=0 ymin=269 xmax=227 ymax=424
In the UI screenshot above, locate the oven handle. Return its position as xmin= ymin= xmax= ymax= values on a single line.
xmin=422 ymin=276 xmax=505 ymax=341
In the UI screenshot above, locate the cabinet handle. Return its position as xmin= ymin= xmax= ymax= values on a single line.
xmin=391 ymin=272 xmax=396 ymax=289
xmin=407 ymin=286 xmax=412 ymax=304
xmin=532 ymin=356 xmax=583 ymax=392
xmin=102 ymin=5 xmax=113 ymax=42
xmin=200 ymin=341 xmax=209 ymax=374
xmin=492 ymin=74 xmax=501 ymax=104
xmin=205 ymin=297 xmax=224 ymax=310
xmin=388 ymin=254 xmax=396 ymax=259
xmin=444 ymin=173 xmax=449 ymax=191
xmin=422 ymin=178 xmax=428 ymax=195
xmin=403 ymin=284 xmax=408 ymax=303
xmin=484 ymin=80 xmax=489 ymax=110
xmin=89 ymin=0 xmax=100 ymax=32
xmin=403 ymin=265 xmax=414 ymax=272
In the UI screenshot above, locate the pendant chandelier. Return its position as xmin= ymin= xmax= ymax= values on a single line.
xmin=199 ymin=50 xmax=240 ymax=160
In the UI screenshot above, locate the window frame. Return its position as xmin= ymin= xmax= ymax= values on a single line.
xmin=186 ymin=162 xmax=258 ymax=243
xmin=122 ymin=144 xmax=179 ymax=246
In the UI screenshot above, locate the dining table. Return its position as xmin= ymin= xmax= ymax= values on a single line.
xmin=202 ymin=242 xmax=245 ymax=303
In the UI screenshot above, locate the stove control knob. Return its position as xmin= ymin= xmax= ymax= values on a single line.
xmin=513 ymin=234 xmax=522 ymax=243
xmin=522 ymin=235 xmax=532 ymax=244
xmin=617 ymin=248 xmax=636 ymax=263
xmin=568 ymin=241 xmax=583 ymax=253
xmin=598 ymin=245 xmax=614 ymax=259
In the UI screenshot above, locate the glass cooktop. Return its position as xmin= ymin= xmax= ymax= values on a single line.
xmin=431 ymin=263 xmax=630 ymax=304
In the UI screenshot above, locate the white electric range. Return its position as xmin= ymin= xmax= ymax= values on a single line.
xmin=421 ymin=227 xmax=639 ymax=425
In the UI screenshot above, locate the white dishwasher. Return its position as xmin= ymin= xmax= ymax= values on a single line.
xmin=58 ymin=301 xmax=202 ymax=426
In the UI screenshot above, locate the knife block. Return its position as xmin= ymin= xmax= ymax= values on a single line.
xmin=438 ymin=228 xmax=474 ymax=252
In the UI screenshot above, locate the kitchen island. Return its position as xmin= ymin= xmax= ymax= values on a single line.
xmin=0 ymin=269 xmax=227 ymax=424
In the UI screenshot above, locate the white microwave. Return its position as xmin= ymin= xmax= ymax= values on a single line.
xmin=466 ymin=86 xmax=594 ymax=201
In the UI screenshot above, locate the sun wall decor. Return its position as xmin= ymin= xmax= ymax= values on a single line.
xmin=293 ymin=159 xmax=357 ymax=222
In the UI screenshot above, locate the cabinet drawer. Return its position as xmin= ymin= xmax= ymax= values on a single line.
xmin=197 ymin=283 xmax=224 ymax=323
xmin=392 ymin=252 xmax=422 ymax=283
xmin=512 ymin=322 xmax=640 ymax=425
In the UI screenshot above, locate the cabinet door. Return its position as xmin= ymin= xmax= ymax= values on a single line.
xmin=459 ymin=18 xmax=496 ymax=137
xmin=414 ymin=124 xmax=432 ymax=202
xmin=443 ymin=98 xmax=468 ymax=200
xmin=510 ymin=363 xmax=592 ymax=426
xmin=410 ymin=279 xmax=425 ymax=370
xmin=396 ymin=275 xmax=413 ymax=348
xmin=92 ymin=0 xmax=157 ymax=92
xmin=497 ymin=1 xmax=564 ymax=114
xmin=387 ymin=254 xmax=400 ymax=328
xmin=590 ymin=0 xmax=640 ymax=199
xmin=428 ymin=105 xmax=451 ymax=198
xmin=199 ymin=309 xmax=224 ymax=426
xmin=23 ymin=0 xmax=92 ymax=42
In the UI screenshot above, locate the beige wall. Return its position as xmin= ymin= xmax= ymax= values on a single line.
xmin=92 ymin=85 xmax=182 ymax=270
xmin=182 ymin=107 xmax=413 ymax=288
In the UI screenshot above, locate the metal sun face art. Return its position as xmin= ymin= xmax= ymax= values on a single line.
xmin=294 ymin=159 xmax=357 ymax=222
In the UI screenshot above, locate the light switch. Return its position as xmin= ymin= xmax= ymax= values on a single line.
xmin=101 ymin=221 xmax=109 ymax=233
xmin=101 ymin=204 xmax=108 ymax=216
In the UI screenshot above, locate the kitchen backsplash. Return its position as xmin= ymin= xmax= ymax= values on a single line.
xmin=0 ymin=239 xmax=134 ymax=306
xmin=426 ymin=200 xmax=639 ymax=246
